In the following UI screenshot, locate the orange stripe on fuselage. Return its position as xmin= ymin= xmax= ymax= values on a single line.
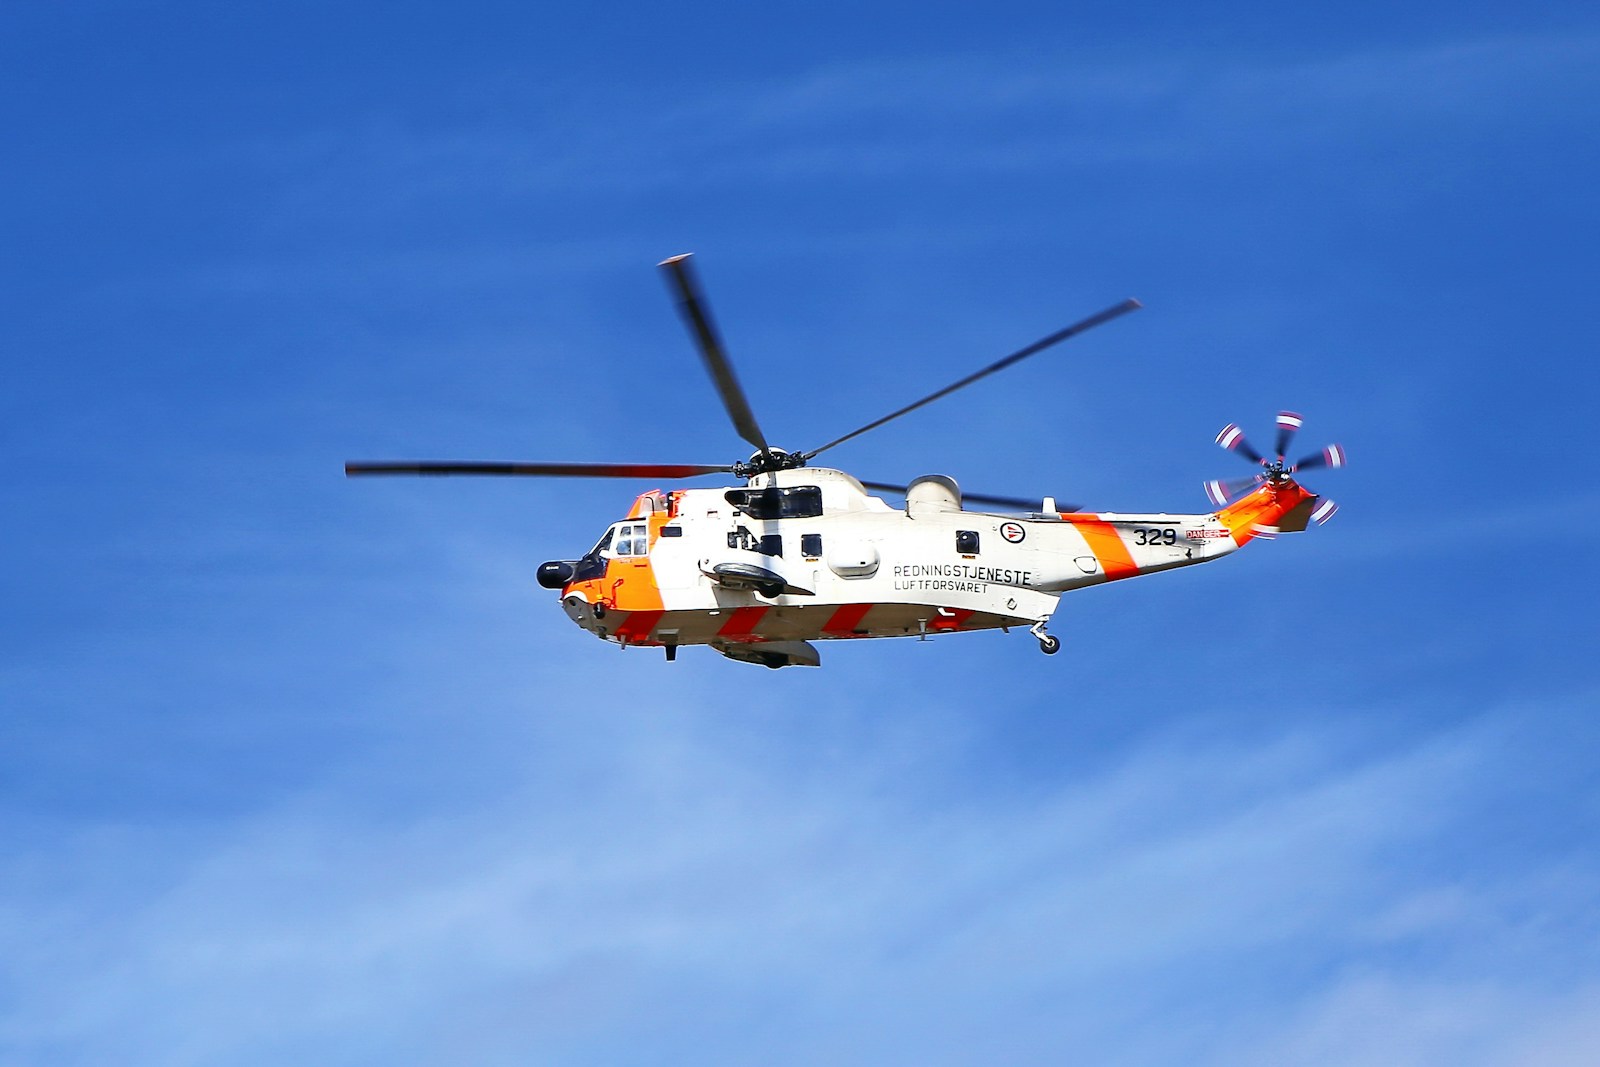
xmin=1071 ymin=519 xmax=1140 ymax=580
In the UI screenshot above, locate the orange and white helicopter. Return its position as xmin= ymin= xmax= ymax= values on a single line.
xmin=347 ymin=255 xmax=1344 ymax=668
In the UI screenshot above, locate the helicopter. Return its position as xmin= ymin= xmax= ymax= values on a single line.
xmin=346 ymin=254 xmax=1345 ymax=669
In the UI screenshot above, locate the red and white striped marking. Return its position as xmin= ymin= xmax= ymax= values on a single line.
xmin=822 ymin=603 xmax=872 ymax=637
xmin=716 ymin=606 xmax=769 ymax=641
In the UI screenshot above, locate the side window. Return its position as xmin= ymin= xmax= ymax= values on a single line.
xmin=956 ymin=530 xmax=980 ymax=555
xmin=726 ymin=527 xmax=782 ymax=555
xmin=615 ymin=523 xmax=649 ymax=557
xmin=801 ymin=533 xmax=822 ymax=558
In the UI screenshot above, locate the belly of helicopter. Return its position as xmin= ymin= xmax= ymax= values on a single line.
xmin=563 ymin=596 xmax=1047 ymax=648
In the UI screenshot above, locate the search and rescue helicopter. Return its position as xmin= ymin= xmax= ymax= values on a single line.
xmin=346 ymin=254 xmax=1344 ymax=668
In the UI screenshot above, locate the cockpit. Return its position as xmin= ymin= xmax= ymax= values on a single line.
xmin=553 ymin=519 xmax=650 ymax=586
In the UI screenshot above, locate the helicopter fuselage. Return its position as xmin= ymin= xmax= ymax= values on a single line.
xmin=544 ymin=466 xmax=1314 ymax=667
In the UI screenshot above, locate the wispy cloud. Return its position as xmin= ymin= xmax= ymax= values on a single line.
xmin=5 ymin=688 xmax=1594 ymax=1065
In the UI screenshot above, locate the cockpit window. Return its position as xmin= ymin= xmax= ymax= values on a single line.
xmin=724 ymin=485 xmax=824 ymax=520
xmin=589 ymin=528 xmax=615 ymax=557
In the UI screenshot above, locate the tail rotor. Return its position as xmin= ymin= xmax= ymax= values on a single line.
xmin=1206 ymin=411 xmax=1345 ymax=524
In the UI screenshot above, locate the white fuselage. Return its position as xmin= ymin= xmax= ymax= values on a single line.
xmin=555 ymin=467 xmax=1243 ymax=665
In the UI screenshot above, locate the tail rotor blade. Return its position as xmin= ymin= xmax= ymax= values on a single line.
xmin=1274 ymin=410 xmax=1303 ymax=459
xmin=659 ymin=254 xmax=771 ymax=458
xmin=1216 ymin=423 xmax=1266 ymax=466
xmin=1292 ymin=443 xmax=1347 ymax=472
xmin=1204 ymin=473 xmax=1265 ymax=507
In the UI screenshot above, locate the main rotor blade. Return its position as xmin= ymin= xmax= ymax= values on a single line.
xmin=803 ymin=298 xmax=1143 ymax=461
xmin=659 ymin=254 xmax=770 ymax=457
xmin=345 ymin=461 xmax=733 ymax=479
xmin=860 ymin=481 xmax=1081 ymax=513
xmin=963 ymin=490 xmax=1083 ymax=512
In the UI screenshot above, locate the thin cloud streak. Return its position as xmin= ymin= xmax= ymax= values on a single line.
xmin=229 ymin=33 xmax=1600 ymax=209
xmin=97 ymin=31 xmax=1599 ymax=305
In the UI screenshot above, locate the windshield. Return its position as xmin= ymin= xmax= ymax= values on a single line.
xmin=589 ymin=522 xmax=650 ymax=559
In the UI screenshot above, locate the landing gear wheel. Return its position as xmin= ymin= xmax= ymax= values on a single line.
xmin=1038 ymin=635 xmax=1061 ymax=655
xmin=758 ymin=582 xmax=783 ymax=599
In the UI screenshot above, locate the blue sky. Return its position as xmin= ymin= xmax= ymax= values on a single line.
xmin=4 ymin=3 xmax=1600 ymax=1064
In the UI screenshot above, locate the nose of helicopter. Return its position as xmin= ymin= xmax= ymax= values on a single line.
xmin=536 ymin=560 xmax=576 ymax=589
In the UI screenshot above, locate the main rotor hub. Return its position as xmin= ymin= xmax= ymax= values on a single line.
xmin=733 ymin=448 xmax=808 ymax=479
